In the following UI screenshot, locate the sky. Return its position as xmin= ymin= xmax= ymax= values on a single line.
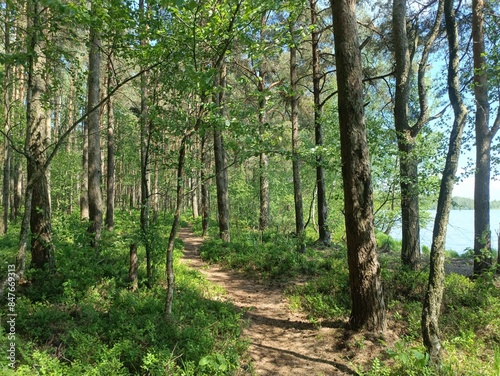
xmin=454 ymin=176 xmax=500 ymax=201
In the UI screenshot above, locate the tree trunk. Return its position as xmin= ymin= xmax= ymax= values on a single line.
xmin=311 ymin=0 xmax=331 ymax=246
xmin=257 ymin=14 xmax=270 ymax=232
xmin=472 ymin=0 xmax=492 ymax=275
xmin=214 ymin=62 xmax=230 ymax=242
xmin=152 ymin=158 xmax=159 ymax=224
xmin=331 ymin=0 xmax=386 ymax=332
xmin=165 ymin=137 xmax=187 ymax=317
xmin=26 ymin=0 xmax=54 ymax=270
xmin=105 ymin=54 xmax=115 ymax=231
xmin=139 ymin=91 xmax=151 ymax=284
xmin=138 ymin=0 xmax=153 ymax=285
xmin=259 ymin=151 xmax=269 ymax=231
xmin=87 ymin=18 xmax=103 ymax=248
xmin=1 ymin=2 xmax=12 ymax=235
xmin=398 ymin=145 xmax=421 ymax=268
xmin=129 ymin=243 xmax=138 ymax=292
xmin=289 ymin=21 xmax=305 ymax=252
xmin=190 ymin=161 xmax=199 ymax=218
xmin=80 ymin=122 xmax=89 ymax=219
xmin=201 ymin=132 xmax=209 ymax=237
xmin=393 ymin=0 xmax=420 ymax=270
xmin=393 ymin=0 xmax=444 ymax=270
xmin=12 ymin=160 xmax=23 ymax=222
xmin=422 ymin=0 xmax=466 ymax=364
xmin=258 ymin=82 xmax=270 ymax=231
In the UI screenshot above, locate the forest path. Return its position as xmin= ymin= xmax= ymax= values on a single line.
xmin=178 ymin=227 xmax=364 ymax=376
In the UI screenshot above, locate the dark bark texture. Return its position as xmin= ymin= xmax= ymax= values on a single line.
xmin=26 ymin=1 xmax=54 ymax=270
xmin=331 ymin=0 xmax=386 ymax=332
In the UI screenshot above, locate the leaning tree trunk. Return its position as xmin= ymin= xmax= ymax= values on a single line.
xmin=422 ymin=0 xmax=466 ymax=364
xmin=165 ymin=136 xmax=187 ymax=317
xmin=472 ymin=0 xmax=492 ymax=275
xmin=289 ymin=21 xmax=305 ymax=252
xmin=311 ymin=0 xmax=331 ymax=246
xmin=331 ymin=0 xmax=386 ymax=332
xmin=87 ymin=18 xmax=103 ymax=249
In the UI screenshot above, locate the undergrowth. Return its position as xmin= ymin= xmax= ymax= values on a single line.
xmin=0 ymin=212 xmax=248 ymax=375
xmin=198 ymin=226 xmax=500 ymax=375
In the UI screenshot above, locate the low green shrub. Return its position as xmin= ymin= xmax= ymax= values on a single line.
xmin=0 ymin=212 xmax=247 ymax=375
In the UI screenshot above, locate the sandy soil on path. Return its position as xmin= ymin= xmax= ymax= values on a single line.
xmin=178 ymin=228 xmax=368 ymax=376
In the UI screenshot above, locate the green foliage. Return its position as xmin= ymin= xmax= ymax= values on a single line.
xmin=0 ymin=212 xmax=247 ymax=375
xmin=286 ymin=254 xmax=351 ymax=320
xmin=376 ymin=232 xmax=402 ymax=253
xmin=199 ymin=229 xmax=331 ymax=279
xmin=385 ymin=342 xmax=432 ymax=376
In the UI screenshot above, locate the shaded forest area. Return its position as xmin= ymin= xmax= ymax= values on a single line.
xmin=1 ymin=0 xmax=500 ymax=374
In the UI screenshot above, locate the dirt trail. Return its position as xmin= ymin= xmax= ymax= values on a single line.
xmin=178 ymin=228 xmax=365 ymax=376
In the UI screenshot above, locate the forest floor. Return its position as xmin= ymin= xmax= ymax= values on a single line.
xmin=178 ymin=227 xmax=476 ymax=375
xmin=179 ymin=227 xmax=403 ymax=376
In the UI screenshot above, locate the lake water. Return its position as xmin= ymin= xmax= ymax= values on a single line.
xmin=390 ymin=210 xmax=500 ymax=254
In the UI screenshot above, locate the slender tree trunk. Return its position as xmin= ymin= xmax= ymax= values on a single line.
xmin=393 ymin=0 xmax=420 ymax=270
xmin=191 ymin=176 xmax=199 ymax=218
xmin=105 ymin=54 xmax=115 ymax=231
xmin=152 ymin=158 xmax=159 ymax=224
xmin=2 ymin=107 xmax=11 ymax=235
xmin=289 ymin=22 xmax=305 ymax=252
xmin=140 ymin=92 xmax=151 ymax=284
xmin=259 ymin=86 xmax=269 ymax=231
xmin=472 ymin=0 xmax=492 ymax=275
xmin=259 ymin=150 xmax=269 ymax=231
xmin=26 ymin=0 xmax=54 ymax=270
xmin=165 ymin=137 xmax=187 ymax=317
xmin=331 ymin=0 xmax=386 ymax=332
xmin=80 ymin=122 xmax=89 ymax=219
xmin=258 ymin=15 xmax=270 ymax=232
xmin=422 ymin=0 xmax=465 ymax=363
xmin=12 ymin=160 xmax=22 ymax=222
xmin=129 ymin=243 xmax=138 ymax=292
xmin=1 ymin=3 xmax=12 ymax=235
xmin=214 ymin=62 xmax=230 ymax=242
xmin=201 ymin=132 xmax=209 ymax=236
xmin=311 ymin=0 xmax=330 ymax=246
xmin=258 ymin=89 xmax=269 ymax=232
xmin=139 ymin=0 xmax=153 ymax=284
xmin=87 ymin=18 xmax=103 ymax=248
